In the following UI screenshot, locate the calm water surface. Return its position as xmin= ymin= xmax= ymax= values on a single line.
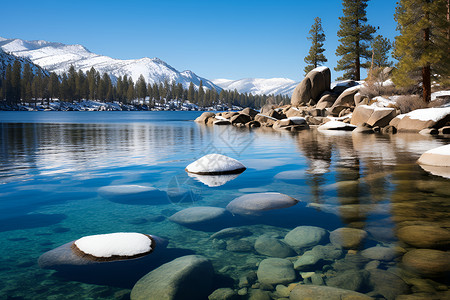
xmin=0 ymin=111 xmax=449 ymax=299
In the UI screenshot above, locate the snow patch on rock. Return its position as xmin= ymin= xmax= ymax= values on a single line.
xmin=186 ymin=154 xmax=246 ymax=175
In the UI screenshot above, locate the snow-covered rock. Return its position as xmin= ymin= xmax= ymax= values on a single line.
xmin=418 ymin=144 xmax=450 ymax=167
xmin=390 ymin=107 xmax=450 ymax=132
xmin=351 ymin=105 xmax=397 ymax=127
xmin=74 ymin=233 xmax=153 ymax=258
xmin=185 ymin=154 xmax=246 ymax=175
xmin=0 ymin=37 xmax=220 ymax=91
xmin=318 ymin=121 xmax=356 ymax=131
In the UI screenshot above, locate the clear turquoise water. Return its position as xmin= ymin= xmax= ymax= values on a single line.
xmin=0 ymin=111 xmax=449 ymax=299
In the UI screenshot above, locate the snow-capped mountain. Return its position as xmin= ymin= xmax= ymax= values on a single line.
xmin=0 ymin=37 xmax=220 ymax=91
xmin=0 ymin=48 xmax=48 ymax=77
xmin=213 ymin=78 xmax=298 ymax=96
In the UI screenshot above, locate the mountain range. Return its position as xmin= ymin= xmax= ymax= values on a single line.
xmin=0 ymin=37 xmax=298 ymax=96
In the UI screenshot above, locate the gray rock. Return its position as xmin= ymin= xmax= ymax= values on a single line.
xmin=368 ymin=269 xmax=410 ymax=300
xmin=283 ymin=226 xmax=328 ymax=253
xmin=256 ymin=258 xmax=296 ymax=286
xmin=130 ymin=255 xmax=214 ymax=300
xmin=326 ymin=270 xmax=369 ymax=292
xmin=294 ymin=253 xmax=321 ymax=271
xmin=309 ymin=244 xmax=343 ymax=261
xmin=310 ymin=273 xmax=325 ymax=285
xmin=329 ymin=227 xmax=367 ymax=249
xmin=226 ymin=239 xmax=253 ymax=252
xmin=98 ymin=185 xmax=168 ymax=204
xmin=248 ymin=289 xmax=271 ymax=300
xmin=226 ymin=193 xmax=299 ymax=216
xmin=208 ymin=288 xmax=238 ymax=300
xmin=290 ymin=285 xmax=372 ymax=300
xmin=361 ymin=246 xmax=401 ymax=261
xmin=254 ymin=236 xmax=295 ymax=258
xmin=169 ymin=206 xmax=229 ymax=225
xmin=210 ymin=227 xmax=252 ymax=240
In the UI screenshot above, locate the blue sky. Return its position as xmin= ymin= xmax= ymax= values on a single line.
xmin=2 ymin=0 xmax=398 ymax=81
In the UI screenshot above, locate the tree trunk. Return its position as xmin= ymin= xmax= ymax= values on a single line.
xmin=423 ymin=11 xmax=431 ymax=103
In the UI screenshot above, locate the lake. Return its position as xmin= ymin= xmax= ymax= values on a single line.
xmin=0 ymin=111 xmax=449 ymax=299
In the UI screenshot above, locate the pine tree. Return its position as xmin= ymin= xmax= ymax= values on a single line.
xmin=11 ymin=60 xmax=22 ymax=104
xmin=4 ymin=64 xmax=13 ymax=104
xmin=188 ymin=82 xmax=195 ymax=103
xmin=371 ymin=35 xmax=393 ymax=69
xmin=21 ymin=63 xmax=33 ymax=103
xmin=335 ymin=0 xmax=376 ymax=80
xmin=393 ymin=0 xmax=450 ymax=102
xmin=136 ymin=75 xmax=147 ymax=102
xmin=198 ymin=80 xmax=204 ymax=107
xmin=304 ymin=17 xmax=327 ymax=75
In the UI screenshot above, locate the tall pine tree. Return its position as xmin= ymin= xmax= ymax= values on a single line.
xmin=304 ymin=17 xmax=327 ymax=75
xmin=335 ymin=0 xmax=376 ymax=80
xmin=392 ymin=0 xmax=450 ymax=102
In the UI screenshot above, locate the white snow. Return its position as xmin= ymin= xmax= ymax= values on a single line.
xmin=256 ymin=113 xmax=278 ymax=121
xmin=311 ymin=66 xmax=329 ymax=72
xmin=424 ymin=144 xmax=450 ymax=156
xmin=0 ymin=37 xmax=219 ymax=91
xmin=212 ymin=77 xmax=298 ymax=96
xmin=371 ymin=96 xmax=396 ymax=108
xmin=74 ymin=232 xmax=152 ymax=258
xmin=215 ymin=116 xmax=228 ymax=121
xmin=432 ymin=90 xmax=450 ymax=101
xmin=318 ymin=121 xmax=357 ymax=131
xmin=403 ymin=107 xmax=450 ymax=122
xmin=186 ymin=154 xmax=246 ymax=174
xmin=283 ymin=117 xmax=306 ymax=125
xmin=359 ymin=104 xmax=394 ymax=112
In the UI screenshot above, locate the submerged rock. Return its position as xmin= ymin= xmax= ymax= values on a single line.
xmin=402 ymin=249 xmax=450 ymax=278
xmin=257 ymin=258 xmax=296 ymax=286
xmin=254 ymin=236 xmax=295 ymax=258
xmin=397 ymin=225 xmax=450 ymax=249
xmin=210 ymin=227 xmax=252 ymax=240
xmin=329 ymin=227 xmax=367 ymax=249
xmin=326 ymin=269 xmax=369 ymax=292
xmin=98 ymin=185 xmax=167 ymax=204
xmin=185 ymin=154 xmax=246 ymax=175
xmin=130 ymin=255 xmax=214 ymax=300
xmin=283 ymin=226 xmax=328 ymax=253
xmin=368 ymin=269 xmax=410 ymax=300
xmin=169 ymin=206 xmax=229 ymax=226
xmin=289 ymin=285 xmax=371 ymax=300
xmin=226 ymin=192 xmax=299 ymax=216
xmin=208 ymin=288 xmax=238 ymax=300
xmin=360 ymin=246 xmax=401 ymax=261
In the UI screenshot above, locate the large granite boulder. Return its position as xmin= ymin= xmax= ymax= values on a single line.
xmin=195 ymin=112 xmax=216 ymax=124
xmin=360 ymin=246 xmax=401 ymax=261
xmin=257 ymin=258 xmax=296 ymax=285
xmin=317 ymin=121 xmax=356 ymax=131
xmin=291 ymin=67 xmax=331 ymax=106
xmin=402 ymin=249 xmax=450 ymax=278
xmin=316 ymin=92 xmax=337 ymax=109
xmin=417 ymin=144 xmax=450 ymax=168
xmin=284 ymin=226 xmax=328 ymax=253
xmin=329 ymin=86 xmax=360 ymax=116
xmin=130 ymin=255 xmax=214 ymax=300
xmin=240 ymin=108 xmax=259 ymax=118
xmin=351 ymin=105 xmax=397 ymax=127
xmin=226 ymin=192 xmax=299 ymax=216
xmin=390 ymin=107 xmax=450 ymax=132
xmin=254 ymin=235 xmax=296 ymax=258
xmin=397 ymin=225 xmax=450 ymax=249
xmin=230 ymin=113 xmax=252 ymax=125
xmin=289 ymin=285 xmax=371 ymax=300
xmin=368 ymin=269 xmax=410 ymax=300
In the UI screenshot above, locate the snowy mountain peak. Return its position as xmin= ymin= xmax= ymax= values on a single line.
xmin=213 ymin=77 xmax=298 ymax=96
xmin=0 ymin=37 xmax=220 ymax=92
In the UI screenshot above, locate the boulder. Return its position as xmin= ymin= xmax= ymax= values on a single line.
xmin=169 ymin=206 xmax=229 ymax=226
xmin=352 ymin=123 xmax=374 ymax=134
xmin=289 ymin=285 xmax=372 ymax=300
xmin=381 ymin=124 xmax=398 ymax=134
xmin=226 ymin=239 xmax=253 ymax=252
xmin=273 ymin=117 xmax=308 ymax=131
xmin=254 ymin=114 xmax=277 ymax=126
xmin=256 ymin=258 xmax=296 ymax=285
xmin=329 ymin=86 xmax=360 ymax=113
xmin=397 ymin=225 xmax=450 ymax=249
xmin=185 ymin=154 xmax=246 ymax=175
xmin=130 ymin=255 xmax=214 ymax=300
xmin=439 ymin=126 xmax=450 ymax=134
xmin=331 ymin=80 xmax=360 ymax=95
xmin=329 ymin=228 xmax=367 ymax=249
xmin=391 ymin=107 xmax=450 ymax=132
xmin=240 ymin=108 xmax=259 ymax=118
xmin=208 ymin=288 xmax=239 ymax=300
xmin=187 ymin=173 xmax=240 ymax=187
xmin=351 ymin=105 xmax=397 ymax=127
xmin=254 ymin=236 xmax=296 ymax=258
xmin=98 ymin=185 xmax=168 ymax=204
xmin=417 ymin=144 xmax=450 ymax=167
xmin=317 ymin=121 xmax=356 ymax=131
xmin=260 ymin=104 xmax=276 ymax=115
xmin=214 ymin=119 xmax=231 ymax=125
xmin=293 ymin=244 xmax=343 ymax=271
xmin=291 ymin=67 xmax=331 ymax=106
xmin=402 ymin=249 xmax=450 ymax=278
xmin=284 ymin=226 xmax=328 ymax=253
xmin=267 ymin=109 xmax=285 ymax=120
xmin=230 ymin=113 xmax=252 ymax=125
xmin=285 ymin=107 xmax=305 ymax=118
xmin=368 ymin=269 xmax=410 ymax=300
xmin=210 ymin=227 xmax=252 ymax=240
xmin=361 ymin=246 xmax=401 ymax=261
xmin=316 ymin=92 xmax=337 ymax=110
xmin=226 ymin=192 xmax=299 ymax=216
xmin=195 ymin=112 xmax=216 ymax=124
xmin=326 ymin=270 xmax=369 ymax=292
xmin=222 ymin=112 xmax=239 ymax=119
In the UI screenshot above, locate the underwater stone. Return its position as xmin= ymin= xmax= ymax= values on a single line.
xmin=131 ymin=255 xmax=214 ymax=300
xmin=257 ymin=258 xmax=296 ymax=286
xmin=290 ymin=285 xmax=372 ymax=300
xmin=329 ymin=227 xmax=367 ymax=249
xmin=254 ymin=236 xmax=295 ymax=258
xmin=210 ymin=227 xmax=252 ymax=240
xmin=226 ymin=192 xmax=299 ymax=216
xmin=169 ymin=206 xmax=229 ymax=226
xmin=283 ymin=226 xmax=328 ymax=253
